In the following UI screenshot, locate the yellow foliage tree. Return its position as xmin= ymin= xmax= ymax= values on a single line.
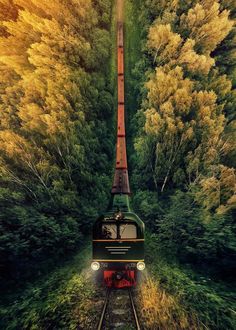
xmin=180 ymin=0 xmax=233 ymax=54
xmin=0 ymin=0 xmax=111 ymax=199
xmin=177 ymin=38 xmax=215 ymax=75
xmin=0 ymin=0 xmax=18 ymax=36
xmin=147 ymin=24 xmax=181 ymax=64
xmin=147 ymin=22 xmax=215 ymax=75
xmin=136 ymin=65 xmax=229 ymax=192
xmin=195 ymin=165 xmax=236 ymax=214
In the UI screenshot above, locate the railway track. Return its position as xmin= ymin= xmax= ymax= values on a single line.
xmin=95 ymin=1 xmax=143 ymax=328
xmin=97 ymin=288 xmax=141 ymax=330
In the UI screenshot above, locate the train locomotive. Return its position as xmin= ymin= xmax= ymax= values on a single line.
xmin=91 ymin=8 xmax=145 ymax=288
xmin=91 ymin=195 xmax=145 ymax=288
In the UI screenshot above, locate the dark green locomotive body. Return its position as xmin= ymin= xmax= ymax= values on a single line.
xmin=93 ymin=211 xmax=144 ymax=264
xmin=92 ymin=195 xmax=145 ymax=281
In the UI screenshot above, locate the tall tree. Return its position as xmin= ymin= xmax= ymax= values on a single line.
xmin=0 ymin=0 xmax=113 ymax=280
xmin=134 ymin=0 xmax=235 ymax=213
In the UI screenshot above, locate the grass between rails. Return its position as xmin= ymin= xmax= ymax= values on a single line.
xmin=0 ymin=243 xmax=100 ymax=330
xmin=136 ymin=233 xmax=236 ymax=330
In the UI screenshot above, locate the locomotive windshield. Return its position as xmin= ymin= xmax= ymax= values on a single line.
xmin=120 ymin=224 xmax=137 ymax=238
xmin=101 ymin=223 xmax=137 ymax=239
xmin=102 ymin=224 xmax=117 ymax=239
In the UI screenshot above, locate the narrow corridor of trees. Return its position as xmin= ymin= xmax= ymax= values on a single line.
xmin=0 ymin=1 xmax=235 ymax=329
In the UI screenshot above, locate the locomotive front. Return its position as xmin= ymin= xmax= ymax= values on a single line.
xmin=91 ymin=195 xmax=145 ymax=288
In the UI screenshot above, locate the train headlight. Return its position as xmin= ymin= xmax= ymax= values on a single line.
xmin=91 ymin=261 xmax=100 ymax=271
xmin=137 ymin=261 xmax=145 ymax=271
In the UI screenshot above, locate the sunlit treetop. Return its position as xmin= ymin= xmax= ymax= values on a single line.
xmin=180 ymin=0 xmax=233 ymax=54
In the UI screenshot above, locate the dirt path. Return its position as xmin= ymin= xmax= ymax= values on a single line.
xmin=117 ymin=0 xmax=124 ymax=22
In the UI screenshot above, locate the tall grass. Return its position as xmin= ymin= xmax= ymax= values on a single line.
xmin=136 ymin=273 xmax=203 ymax=330
xmin=0 ymin=245 xmax=98 ymax=330
xmin=137 ymin=233 xmax=236 ymax=330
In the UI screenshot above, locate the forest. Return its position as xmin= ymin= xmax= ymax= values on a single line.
xmin=132 ymin=0 xmax=236 ymax=274
xmin=0 ymin=0 xmax=235 ymax=329
xmin=0 ymin=0 xmax=114 ymax=281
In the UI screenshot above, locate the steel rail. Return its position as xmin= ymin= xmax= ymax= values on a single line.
xmin=97 ymin=288 xmax=111 ymax=330
xmin=129 ymin=289 xmax=141 ymax=330
xmin=97 ymin=288 xmax=141 ymax=330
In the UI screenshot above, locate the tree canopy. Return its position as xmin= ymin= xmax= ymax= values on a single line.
xmin=132 ymin=0 xmax=236 ymax=269
xmin=0 ymin=0 xmax=114 ymax=281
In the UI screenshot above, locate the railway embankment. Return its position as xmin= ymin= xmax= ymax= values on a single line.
xmin=0 ymin=245 xmax=98 ymax=329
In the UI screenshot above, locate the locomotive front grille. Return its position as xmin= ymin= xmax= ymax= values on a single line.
xmin=93 ymin=240 xmax=144 ymax=261
xmin=105 ymin=246 xmax=131 ymax=255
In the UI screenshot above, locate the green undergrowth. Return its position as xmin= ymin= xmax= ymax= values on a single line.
xmin=124 ymin=0 xmax=142 ymax=167
xmin=0 ymin=243 xmax=98 ymax=330
xmin=145 ymin=233 xmax=236 ymax=329
xmin=124 ymin=0 xmax=142 ymax=111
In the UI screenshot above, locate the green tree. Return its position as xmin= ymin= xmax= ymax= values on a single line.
xmin=0 ymin=0 xmax=113 ymax=281
xmin=132 ymin=0 xmax=236 ymax=271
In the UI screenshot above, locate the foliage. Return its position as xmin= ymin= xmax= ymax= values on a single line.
xmin=126 ymin=2 xmax=236 ymax=327
xmin=131 ymin=0 xmax=236 ymax=273
xmin=141 ymin=233 xmax=236 ymax=330
xmin=137 ymin=274 xmax=201 ymax=330
xmin=0 ymin=246 xmax=98 ymax=330
xmin=0 ymin=0 xmax=114 ymax=281
xmin=135 ymin=0 xmax=235 ymax=194
xmin=158 ymin=191 xmax=235 ymax=265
